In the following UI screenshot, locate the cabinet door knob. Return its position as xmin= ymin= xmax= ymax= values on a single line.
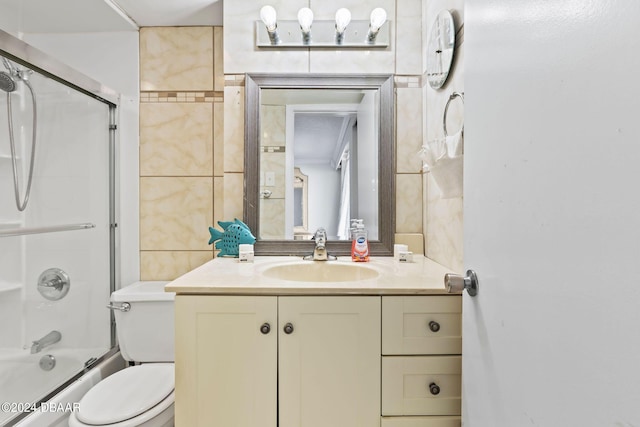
xmin=429 ymin=382 xmax=441 ymax=395
xmin=428 ymin=321 xmax=441 ymax=333
xmin=283 ymin=322 xmax=294 ymax=334
xmin=260 ymin=323 xmax=271 ymax=334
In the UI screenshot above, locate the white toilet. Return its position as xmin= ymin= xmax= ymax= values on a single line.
xmin=69 ymin=281 xmax=175 ymax=427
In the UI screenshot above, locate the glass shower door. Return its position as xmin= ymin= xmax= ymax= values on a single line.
xmin=0 ymin=53 xmax=114 ymax=425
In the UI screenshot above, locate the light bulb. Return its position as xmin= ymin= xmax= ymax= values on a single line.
xmin=260 ymin=5 xmax=277 ymax=32
xmin=298 ymin=7 xmax=314 ymax=33
xmin=335 ymin=8 xmax=351 ymax=33
xmin=369 ymin=8 xmax=387 ymax=32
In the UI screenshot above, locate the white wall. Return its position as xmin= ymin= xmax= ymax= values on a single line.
xmin=23 ymin=32 xmax=140 ymax=288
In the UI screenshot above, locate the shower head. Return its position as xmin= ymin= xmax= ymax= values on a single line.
xmin=0 ymin=71 xmax=16 ymax=92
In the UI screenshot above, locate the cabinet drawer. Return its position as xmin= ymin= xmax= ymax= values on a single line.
xmin=382 ymin=356 xmax=461 ymax=416
xmin=382 ymin=296 xmax=461 ymax=355
xmin=381 ymin=416 xmax=461 ymax=427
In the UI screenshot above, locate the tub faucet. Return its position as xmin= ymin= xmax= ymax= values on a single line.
xmin=304 ymin=228 xmax=336 ymax=261
xmin=30 ymin=330 xmax=61 ymax=354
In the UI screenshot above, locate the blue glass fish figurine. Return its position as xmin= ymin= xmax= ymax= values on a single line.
xmin=208 ymin=218 xmax=256 ymax=257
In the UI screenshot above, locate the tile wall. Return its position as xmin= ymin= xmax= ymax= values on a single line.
xmin=138 ymin=0 xmax=465 ymax=279
xmin=139 ymin=27 xmax=223 ymax=280
xmin=423 ymin=0 xmax=465 ymax=272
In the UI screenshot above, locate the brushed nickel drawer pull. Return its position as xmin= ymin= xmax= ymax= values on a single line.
xmin=429 ymin=382 xmax=441 ymax=395
xmin=283 ymin=323 xmax=294 ymax=334
xmin=260 ymin=323 xmax=271 ymax=334
xmin=428 ymin=321 xmax=441 ymax=333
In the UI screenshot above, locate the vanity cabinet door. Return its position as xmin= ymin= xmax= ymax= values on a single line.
xmin=278 ymin=296 xmax=381 ymax=427
xmin=175 ymin=295 xmax=277 ymax=427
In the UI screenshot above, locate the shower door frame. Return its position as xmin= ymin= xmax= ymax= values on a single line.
xmin=0 ymin=28 xmax=120 ymax=424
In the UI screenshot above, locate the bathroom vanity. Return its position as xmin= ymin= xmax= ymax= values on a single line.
xmin=166 ymin=256 xmax=462 ymax=427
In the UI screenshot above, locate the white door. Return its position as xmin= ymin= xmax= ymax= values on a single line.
xmin=278 ymin=296 xmax=381 ymax=427
xmin=464 ymin=2 xmax=640 ymax=426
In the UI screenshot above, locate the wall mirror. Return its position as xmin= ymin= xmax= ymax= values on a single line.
xmin=426 ymin=10 xmax=456 ymax=89
xmin=245 ymin=74 xmax=395 ymax=256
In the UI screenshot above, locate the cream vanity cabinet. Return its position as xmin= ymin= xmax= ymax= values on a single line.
xmin=175 ymin=294 xmax=461 ymax=427
xmin=175 ymin=295 xmax=381 ymax=427
xmin=381 ymin=296 xmax=462 ymax=427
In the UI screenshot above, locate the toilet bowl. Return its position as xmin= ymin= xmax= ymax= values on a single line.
xmin=68 ymin=282 xmax=175 ymax=427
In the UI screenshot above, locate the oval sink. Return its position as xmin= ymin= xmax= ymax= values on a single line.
xmin=262 ymin=262 xmax=379 ymax=282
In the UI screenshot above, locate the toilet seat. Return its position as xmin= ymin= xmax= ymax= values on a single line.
xmin=70 ymin=364 xmax=174 ymax=427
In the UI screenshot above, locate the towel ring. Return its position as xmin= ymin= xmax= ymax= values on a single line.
xmin=443 ymin=91 xmax=464 ymax=137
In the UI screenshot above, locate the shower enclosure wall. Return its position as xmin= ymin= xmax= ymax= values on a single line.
xmin=0 ymin=31 xmax=117 ymax=426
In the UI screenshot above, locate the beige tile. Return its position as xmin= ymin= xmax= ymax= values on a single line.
xmin=213 ymin=176 xmax=225 ymax=228
xmin=396 ymin=173 xmax=423 ymax=234
xmin=396 ymin=0 xmax=424 ymax=75
xmin=260 ymin=105 xmax=285 ymax=146
xmin=396 ymin=87 xmax=424 ymax=173
xmin=141 ymin=251 xmax=213 ymax=281
xmin=223 ymin=173 xmax=244 ymax=221
xmin=140 ymin=177 xmax=213 ymax=251
xmin=426 ymin=173 xmax=463 ymax=272
xmin=394 ymin=233 xmax=424 ymax=255
xmin=259 ymin=198 xmax=286 ymax=240
xmin=140 ymin=103 xmax=213 ymax=176
xmin=214 ymin=27 xmax=225 ymax=92
xmin=140 ymin=27 xmax=213 ymax=91
xmin=214 ymin=101 xmax=225 ymax=176
xmin=259 ymin=152 xmax=286 ymax=199
xmin=224 ymin=86 xmax=245 ymax=173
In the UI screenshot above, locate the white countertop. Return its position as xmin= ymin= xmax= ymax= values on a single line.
xmin=165 ymin=256 xmax=458 ymax=295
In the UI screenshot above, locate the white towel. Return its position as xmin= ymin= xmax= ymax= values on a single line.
xmin=419 ymin=130 xmax=464 ymax=198
xmin=419 ymin=138 xmax=447 ymax=171
xmin=445 ymin=130 xmax=463 ymax=158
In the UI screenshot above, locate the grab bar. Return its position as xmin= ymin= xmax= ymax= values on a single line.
xmin=0 ymin=222 xmax=95 ymax=238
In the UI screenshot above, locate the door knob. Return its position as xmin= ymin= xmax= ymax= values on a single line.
xmin=260 ymin=323 xmax=271 ymax=334
xmin=283 ymin=323 xmax=294 ymax=334
xmin=444 ymin=269 xmax=479 ymax=296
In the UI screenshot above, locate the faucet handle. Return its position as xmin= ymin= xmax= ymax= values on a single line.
xmin=314 ymin=227 xmax=327 ymax=240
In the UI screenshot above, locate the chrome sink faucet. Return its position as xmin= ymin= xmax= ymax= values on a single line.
xmin=30 ymin=330 xmax=61 ymax=354
xmin=304 ymin=228 xmax=336 ymax=261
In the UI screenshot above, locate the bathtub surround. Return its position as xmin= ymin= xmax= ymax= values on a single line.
xmin=0 ymin=39 xmax=116 ymax=425
xmin=138 ymin=1 xmax=465 ymax=279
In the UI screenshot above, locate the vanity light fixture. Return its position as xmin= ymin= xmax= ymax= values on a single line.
xmin=298 ymin=7 xmax=314 ymax=44
xmin=367 ymin=7 xmax=387 ymax=43
xmin=255 ymin=6 xmax=389 ymax=48
xmin=334 ymin=8 xmax=351 ymax=45
xmin=260 ymin=5 xmax=280 ymax=45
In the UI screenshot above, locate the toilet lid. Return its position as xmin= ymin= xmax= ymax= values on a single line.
xmin=77 ymin=363 xmax=174 ymax=425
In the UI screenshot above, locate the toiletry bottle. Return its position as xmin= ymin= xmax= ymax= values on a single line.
xmin=349 ymin=218 xmax=359 ymax=241
xmin=351 ymin=220 xmax=370 ymax=262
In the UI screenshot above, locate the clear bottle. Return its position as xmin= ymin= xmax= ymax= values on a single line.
xmin=351 ymin=220 xmax=370 ymax=262
xmin=349 ymin=218 xmax=359 ymax=241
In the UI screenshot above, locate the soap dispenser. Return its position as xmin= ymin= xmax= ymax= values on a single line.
xmin=351 ymin=220 xmax=370 ymax=262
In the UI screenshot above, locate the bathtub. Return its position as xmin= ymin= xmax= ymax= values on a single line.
xmin=0 ymin=349 xmax=124 ymax=426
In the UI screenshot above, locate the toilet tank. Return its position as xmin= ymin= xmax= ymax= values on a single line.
xmin=111 ymin=281 xmax=174 ymax=362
